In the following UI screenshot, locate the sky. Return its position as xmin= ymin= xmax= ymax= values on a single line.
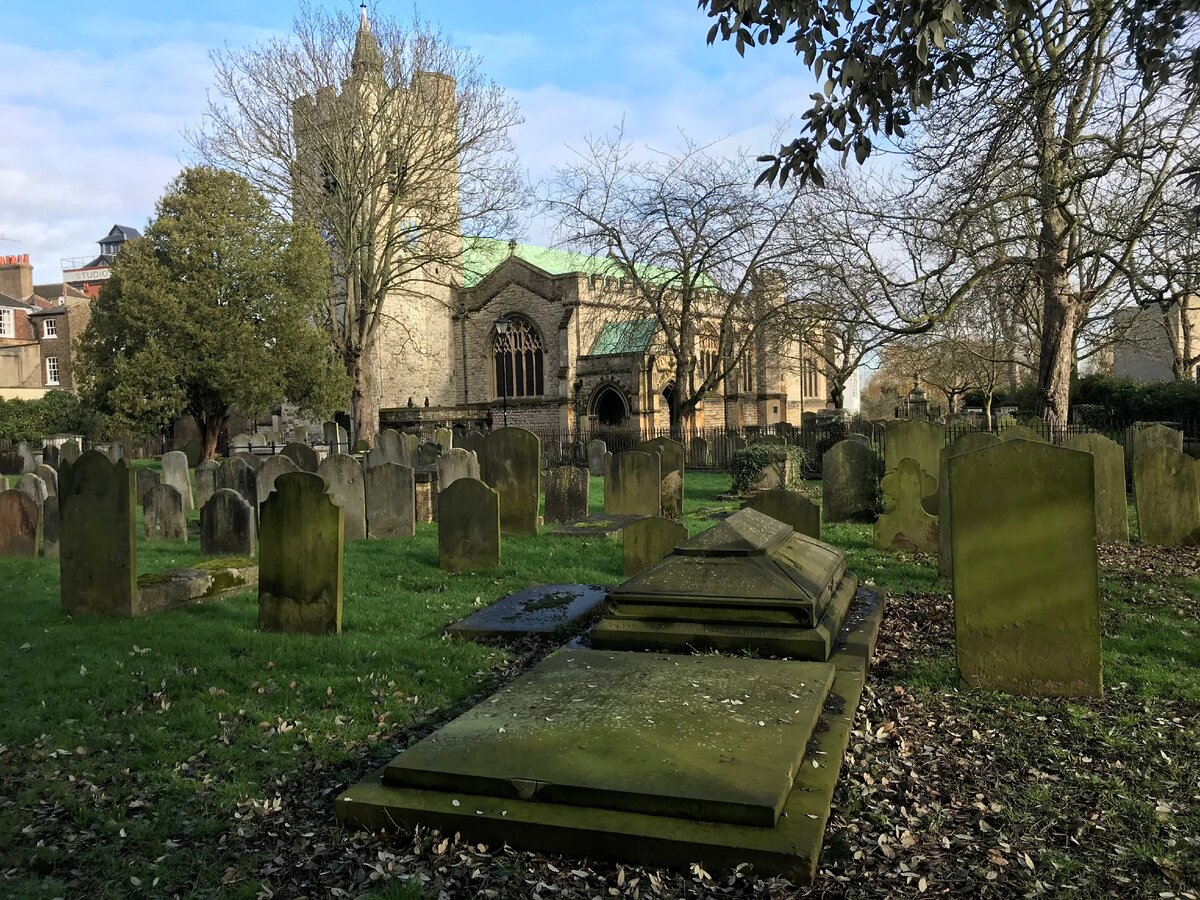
xmin=1 ymin=1 xmax=816 ymax=281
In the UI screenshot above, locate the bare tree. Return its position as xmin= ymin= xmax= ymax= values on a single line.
xmin=189 ymin=2 xmax=525 ymax=442
xmin=545 ymin=132 xmax=810 ymax=437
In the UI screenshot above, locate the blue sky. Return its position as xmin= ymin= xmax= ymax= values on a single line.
xmin=2 ymin=1 xmax=815 ymax=279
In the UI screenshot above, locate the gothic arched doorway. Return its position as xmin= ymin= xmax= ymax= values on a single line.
xmin=591 ymin=385 xmax=630 ymax=429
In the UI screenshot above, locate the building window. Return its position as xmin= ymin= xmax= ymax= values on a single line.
xmin=0 ymin=308 xmax=12 ymax=338
xmin=46 ymin=357 xmax=60 ymax=386
xmin=43 ymin=319 xmax=57 ymax=338
xmin=493 ymin=315 xmax=544 ymax=398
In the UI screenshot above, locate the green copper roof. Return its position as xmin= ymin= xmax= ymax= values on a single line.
xmin=589 ymin=317 xmax=657 ymax=356
xmin=461 ymin=237 xmax=622 ymax=289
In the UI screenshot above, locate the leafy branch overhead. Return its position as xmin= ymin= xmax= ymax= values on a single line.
xmin=698 ymin=0 xmax=1200 ymax=186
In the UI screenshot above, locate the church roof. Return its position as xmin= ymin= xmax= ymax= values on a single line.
xmin=351 ymin=5 xmax=385 ymax=77
xmin=588 ymin=317 xmax=658 ymax=355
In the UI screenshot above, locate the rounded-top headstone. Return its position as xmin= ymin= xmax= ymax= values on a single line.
xmin=280 ymin=441 xmax=319 ymax=473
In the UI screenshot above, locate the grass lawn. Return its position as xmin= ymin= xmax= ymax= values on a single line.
xmin=0 ymin=469 xmax=1197 ymax=899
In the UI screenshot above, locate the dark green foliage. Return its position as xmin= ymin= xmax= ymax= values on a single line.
xmin=0 ymin=391 xmax=105 ymax=442
xmin=727 ymin=443 xmax=807 ymax=494
xmin=1073 ymin=375 xmax=1200 ymax=422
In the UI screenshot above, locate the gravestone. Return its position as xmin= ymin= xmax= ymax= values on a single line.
xmin=1064 ymin=433 xmax=1129 ymax=544
xmin=136 ymin=468 xmax=160 ymax=505
xmin=883 ymin=419 xmax=942 ymax=477
xmin=229 ymin=433 xmax=254 ymax=453
xmin=41 ymin=497 xmax=59 ymax=558
xmin=1000 ymin=425 xmax=1046 ymax=443
xmin=436 ymin=448 xmax=479 ymax=489
xmin=874 ymin=458 xmax=939 ymax=553
xmin=231 ymin=451 xmax=262 ymax=472
xmin=16 ymin=472 xmax=49 ymax=508
xmin=439 ymin=478 xmax=500 ymax=572
xmin=937 ymin=431 xmax=1000 ymax=578
xmin=259 ymin=471 xmax=344 ymax=634
xmin=604 ymin=451 xmax=661 ymax=518
xmin=144 ymin=484 xmax=187 ymax=542
xmin=200 ymin=489 xmax=256 ymax=556
xmin=0 ymin=490 xmax=39 ymax=557
xmin=586 ymin=439 xmax=607 ymax=477
xmin=544 ymin=466 xmax=590 ymax=524
xmin=1129 ymin=423 xmax=1183 ymax=462
xmin=195 ymin=459 xmax=219 ymax=509
xmin=256 ymin=454 xmax=298 ymax=510
xmin=446 ymin=584 xmax=608 ymax=640
xmin=483 ymin=427 xmax=541 ymax=535
xmin=16 ymin=441 xmax=36 ymax=474
xmin=640 ymin=437 xmax=685 ymax=519
xmin=622 ymin=515 xmax=688 ymax=577
xmin=365 ymin=463 xmax=415 ymax=539
xmin=417 ymin=441 xmax=442 ymax=468
xmin=950 ymin=440 xmax=1101 ymax=697
xmin=434 ymin=427 xmax=454 ymax=453
xmin=688 ymin=437 xmax=709 ymax=468
xmin=34 ymin=464 xmax=58 ymax=498
xmin=374 ymin=429 xmax=403 ymax=468
xmin=324 ymin=421 xmax=349 ymax=454
xmin=161 ymin=451 xmax=193 ymax=510
xmin=215 ymin=457 xmax=257 ymax=513
xmin=821 ymin=440 xmax=877 ymax=523
xmin=318 ymin=453 xmax=367 ymax=541
xmin=60 ymin=439 xmax=81 ymax=466
xmin=59 ymin=451 xmax=138 ymax=616
xmin=281 ymin=441 xmax=319 ymax=472
xmin=743 ymin=488 xmax=820 ymax=538
xmin=1134 ymin=445 xmax=1200 ymax=546
xmin=399 ymin=432 xmax=419 ymax=469
xmin=462 ymin=430 xmax=487 ymax=472
xmin=182 ymin=439 xmax=203 ymax=468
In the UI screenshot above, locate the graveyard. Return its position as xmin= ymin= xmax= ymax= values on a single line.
xmin=0 ymin=431 xmax=1197 ymax=899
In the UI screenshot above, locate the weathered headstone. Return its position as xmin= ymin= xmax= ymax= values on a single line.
xmin=258 ymin=472 xmax=344 ymax=634
xmin=883 ymin=419 xmax=942 ymax=477
xmin=318 ymin=453 xmax=367 ymax=541
xmin=950 ymin=440 xmax=1101 ymax=697
xmin=323 ymin=421 xmax=349 ymax=455
xmin=365 ymin=463 xmax=415 ymax=539
xmin=34 ymin=464 xmax=58 ymax=498
xmin=195 ymin=459 xmax=219 ymax=509
xmin=622 ymin=515 xmax=688 ymax=577
xmin=16 ymin=472 xmax=49 ymax=509
xmin=1129 ymin=423 xmax=1184 ymax=462
xmin=1134 ymin=445 xmax=1200 ymax=546
xmin=544 ymin=466 xmax=590 ymax=524
xmin=256 ymin=454 xmax=298 ymax=510
xmin=604 ymin=450 xmax=661 ymax=518
xmin=16 ymin=441 xmax=36 ymax=474
xmin=41 ymin=497 xmax=59 ymax=558
xmin=640 ymin=437 xmax=685 ymax=519
xmin=182 ymin=439 xmax=203 ymax=468
xmin=436 ymin=448 xmax=479 ymax=489
xmin=439 ymin=478 xmax=500 ymax=572
xmin=60 ymin=439 xmax=81 ymax=466
xmin=215 ymin=457 xmax=258 ymax=513
xmin=161 ymin=450 xmax=193 ymax=510
xmin=144 ymin=483 xmax=187 ymax=542
xmin=399 ymin=432 xmax=419 ymax=469
xmin=59 ymin=451 xmax=138 ymax=616
xmin=586 ymin=439 xmax=607 ymax=476
xmin=417 ymin=441 xmax=442 ymax=468
xmin=874 ymin=458 xmax=939 ymax=553
xmin=1064 ymin=433 xmax=1130 ymax=544
xmin=0 ymin=490 xmax=39 ymax=557
xmin=231 ymin=451 xmax=262 ymax=472
xmin=821 ymin=440 xmax=877 ymax=523
xmin=280 ymin=441 xmax=319 ymax=472
xmin=462 ymin=431 xmax=487 ymax=478
xmin=229 ymin=433 xmax=254 ymax=453
xmin=135 ymin=468 xmax=160 ymax=505
xmin=937 ymin=431 xmax=1000 ymax=578
xmin=742 ymin=488 xmax=820 ymax=538
xmin=1000 ymin=425 xmax=1046 ymax=443
xmin=434 ymin=427 xmax=454 ymax=454
xmin=483 ymin=427 xmax=541 ymax=535
xmin=200 ymin=488 xmax=256 ymax=556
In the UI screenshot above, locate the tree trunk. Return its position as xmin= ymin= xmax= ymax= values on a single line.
xmin=1037 ymin=260 xmax=1076 ymax=429
xmin=348 ymin=351 xmax=378 ymax=447
xmin=829 ymin=375 xmax=845 ymax=410
xmin=196 ymin=410 xmax=226 ymax=462
xmin=984 ymin=391 xmax=994 ymax=431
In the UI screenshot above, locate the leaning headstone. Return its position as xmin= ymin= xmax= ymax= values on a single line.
xmin=640 ymin=437 xmax=685 ymax=519
xmin=0 ymin=490 xmax=39 ymax=557
xmin=622 ymin=515 xmax=688 ymax=577
xmin=937 ymin=431 xmax=1000 ymax=578
xmin=439 ymin=478 xmax=500 ymax=572
xmin=258 ymin=472 xmax=344 ymax=634
xmin=144 ymin=484 xmax=187 ymax=542
xmin=41 ymin=497 xmax=59 ymax=558
xmin=256 ymin=454 xmax=298 ymax=511
xmin=1134 ymin=445 xmax=1200 ymax=546
xmin=215 ymin=457 xmax=258 ymax=513
xmin=950 ymin=440 xmax=1101 ymax=696
xmin=200 ymin=489 xmax=256 ymax=556
xmin=182 ymin=439 xmax=203 ymax=468
xmin=436 ymin=448 xmax=479 ymax=489
xmin=34 ymin=464 xmax=58 ymax=498
xmin=434 ymin=427 xmax=454 ymax=453
xmin=16 ymin=472 xmax=49 ymax=509
xmin=280 ymin=441 xmax=319 ymax=473
xmin=317 ymin=453 xmax=367 ymax=541
xmin=60 ymin=439 xmax=81 ymax=466
xmin=483 ymin=427 xmax=541 ymax=535
xmin=16 ymin=441 xmax=36 ymax=474
xmin=365 ymin=463 xmax=415 ymax=539
xmin=195 ymin=459 xmax=219 ymax=509
xmin=742 ymin=488 xmax=820 ymax=538
xmin=604 ymin=450 xmax=661 ymax=518
xmin=59 ymin=451 xmax=138 ymax=615
xmin=883 ymin=419 xmax=942 ymax=477
xmin=417 ymin=441 xmax=442 ymax=468
xmin=1064 ymin=433 xmax=1130 ymax=544
xmin=821 ymin=440 xmax=877 ymax=523
xmin=544 ymin=466 xmax=590 ymax=524
xmin=1129 ymin=423 xmax=1184 ymax=462
xmin=1000 ymin=425 xmax=1046 ymax=443
xmin=874 ymin=458 xmax=939 ymax=553
xmin=161 ymin=450 xmax=194 ymax=510
xmin=586 ymin=439 xmax=607 ymax=477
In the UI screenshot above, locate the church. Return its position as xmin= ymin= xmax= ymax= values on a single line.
xmin=302 ymin=9 xmax=858 ymax=440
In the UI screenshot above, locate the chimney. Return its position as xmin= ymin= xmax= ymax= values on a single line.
xmin=0 ymin=254 xmax=33 ymax=299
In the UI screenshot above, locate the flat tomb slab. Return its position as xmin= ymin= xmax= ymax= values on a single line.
xmin=547 ymin=514 xmax=643 ymax=541
xmin=445 ymin=584 xmax=609 ymax=640
xmin=383 ymin=650 xmax=835 ymax=827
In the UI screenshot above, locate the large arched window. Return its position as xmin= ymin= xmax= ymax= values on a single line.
xmin=494 ymin=315 xmax=544 ymax=398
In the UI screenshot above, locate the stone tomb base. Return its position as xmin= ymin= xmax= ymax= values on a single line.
xmin=547 ymin=513 xmax=643 ymax=541
xmin=444 ymin=583 xmax=609 ymax=641
xmin=337 ymin=589 xmax=884 ymax=880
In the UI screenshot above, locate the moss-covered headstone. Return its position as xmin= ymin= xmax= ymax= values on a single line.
xmin=256 ymin=454 xmax=298 ymax=511
xmin=821 ymin=440 xmax=877 ymax=523
xmin=438 ymin=478 xmax=500 ymax=573
xmin=144 ymin=483 xmax=187 ymax=542
xmin=604 ymin=450 xmax=661 ymax=518
xmin=59 ymin=450 xmax=137 ymax=616
xmin=215 ymin=457 xmax=258 ymax=513
xmin=937 ymin=431 xmax=1000 ymax=578
xmin=258 ymin=471 xmax=343 ymax=635
xmin=874 ymin=458 xmax=938 ymax=553
xmin=883 ymin=419 xmax=942 ymax=477
xmin=200 ymin=488 xmax=255 ymax=556
xmin=544 ymin=466 xmax=589 ymax=524
xmin=365 ymin=462 xmax=415 ymax=539
xmin=0 ymin=490 xmax=39 ymax=557
xmin=161 ymin=450 xmax=193 ymax=510
xmin=318 ymin=453 xmax=367 ymax=541
xmin=639 ymin=437 xmax=686 ymax=518
xmin=1133 ymin=445 xmax=1200 ymax=546
xmin=1129 ymin=423 xmax=1183 ymax=462
xmin=999 ymin=425 xmax=1046 ymax=443
xmin=483 ymin=427 xmax=540 ymax=535
xmin=436 ymin=448 xmax=479 ymax=489
xmin=1064 ymin=433 xmax=1129 ymax=544
xmin=742 ymin=488 xmax=819 ymax=538
xmin=950 ymin=440 xmax=1101 ymax=697
xmin=622 ymin=515 xmax=688 ymax=576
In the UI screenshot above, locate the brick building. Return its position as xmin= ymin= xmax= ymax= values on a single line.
xmin=60 ymin=224 xmax=141 ymax=298
xmin=0 ymin=254 xmax=91 ymax=399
